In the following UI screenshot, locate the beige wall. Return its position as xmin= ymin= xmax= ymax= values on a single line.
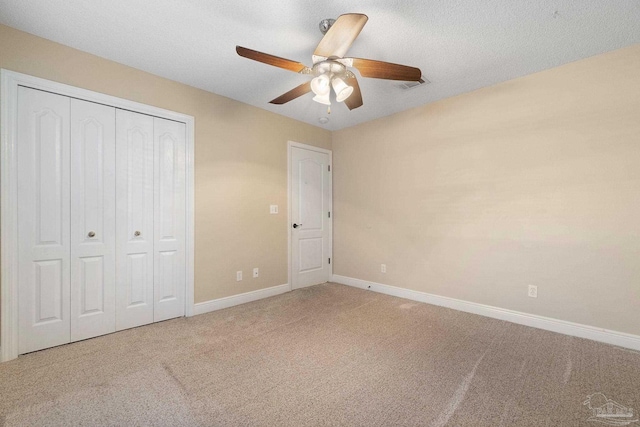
xmin=0 ymin=24 xmax=331 ymax=304
xmin=333 ymin=44 xmax=640 ymax=336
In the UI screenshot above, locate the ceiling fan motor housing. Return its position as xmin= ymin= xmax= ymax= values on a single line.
xmin=312 ymin=60 xmax=346 ymax=77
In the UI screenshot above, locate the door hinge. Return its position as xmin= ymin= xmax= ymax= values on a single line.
xmin=328 ymin=165 xmax=331 ymax=172
xmin=328 ymin=257 xmax=331 ymax=264
xmin=328 ymin=211 xmax=331 ymax=218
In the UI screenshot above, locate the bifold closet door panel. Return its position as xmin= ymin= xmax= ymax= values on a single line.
xmin=115 ymin=110 xmax=155 ymax=331
xmin=70 ymin=99 xmax=117 ymax=342
xmin=153 ymin=118 xmax=186 ymax=322
xmin=17 ymin=87 xmax=71 ymax=354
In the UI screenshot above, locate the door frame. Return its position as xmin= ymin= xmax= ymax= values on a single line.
xmin=287 ymin=141 xmax=333 ymax=291
xmin=1 ymin=70 xmax=196 ymax=362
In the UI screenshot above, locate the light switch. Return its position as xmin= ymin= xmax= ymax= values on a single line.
xmin=270 ymin=205 xmax=278 ymax=214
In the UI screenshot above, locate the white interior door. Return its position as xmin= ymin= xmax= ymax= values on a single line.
xmin=70 ymin=99 xmax=116 ymax=341
xmin=115 ymin=109 xmax=154 ymax=330
xmin=290 ymin=145 xmax=332 ymax=289
xmin=17 ymin=87 xmax=71 ymax=354
xmin=153 ymin=117 xmax=186 ymax=322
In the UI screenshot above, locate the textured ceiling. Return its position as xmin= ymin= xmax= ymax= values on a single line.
xmin=1 ymin=1 xmax=639 ymax=130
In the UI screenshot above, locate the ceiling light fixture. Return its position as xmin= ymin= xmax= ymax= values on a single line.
xmin=312 ymin=91 xmax=331 ymax=105
xmin=308 ymin=60 xmax=354 ymax=108
xmin=310 ymin=73 xmax=331 ymax=96
xmin=331 ymin=77 xmax=354 ymax=103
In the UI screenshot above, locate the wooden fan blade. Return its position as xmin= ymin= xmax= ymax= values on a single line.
xmin=347 ymin=58 xmax=422 ymax=81
xmin=269 ymin=81 xmax=312 ymax=104
xmin=313 ymin=13 xmax=368 ymax=59
xmin=236 ymin=46 xmax=310 ymax=73
xmin=344 ymin=75 xmax=363 ymax=110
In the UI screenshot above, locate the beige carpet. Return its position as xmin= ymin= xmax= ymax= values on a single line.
xmin=1 ymin=283 xmax=640 ymax=426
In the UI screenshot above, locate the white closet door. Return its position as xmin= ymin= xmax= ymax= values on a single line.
xmin=70 ymin=99 xmax=116 ymax=341
xmin=17 ymin=87 xmax=71 ymax=354
xmin=115 ymin=110 xmax=154 ymax=330
xmin=153 ymin=118 xmax=186 ymax=322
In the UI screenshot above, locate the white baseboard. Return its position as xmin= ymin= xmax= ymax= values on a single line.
xmin=193 ymin=284 xmax=290 ymax=316
xmin=332 ymin=275 xmax=640 ymax=352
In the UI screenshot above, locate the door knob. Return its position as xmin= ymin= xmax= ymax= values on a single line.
xmin=134 ymin=231 xmax=141 ymax=237
xmin=292 ymin=223 xmax=302 ymax=229
xmin=87 ymin=231 xmax=96 ymax=238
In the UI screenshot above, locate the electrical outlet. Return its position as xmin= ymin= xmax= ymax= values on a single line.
xmin=270 ymin=205 xmax=278 ymax=214
xmin=253 ymin=268 xmax=259 ymax=278
xmin=528 ymin=285 xmax=538 ymax=298
xmin=236 ymin=271 xmax=242 ymax=281
xmin=381 ymin=264 xmax=386 ymax=273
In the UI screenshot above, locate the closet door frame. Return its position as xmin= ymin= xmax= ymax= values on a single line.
xmin=1 ymin=69 xmax=196 ymax=362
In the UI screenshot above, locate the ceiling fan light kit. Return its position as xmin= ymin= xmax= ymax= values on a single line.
xmin=310 ymin=61 xmax=354 ymax=106
xmin=310 ymin=72 xmax=331 ymax=96
xmin=236 ymin=13 xmax=422 ymax=112
xmin=313 ymin=92 xmax=331 ymax=106
xmin=332 ymin=77 xmax=354 ymax=103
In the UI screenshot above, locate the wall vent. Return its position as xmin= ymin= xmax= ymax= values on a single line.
xmin=398 ymin=77 xmax=430 ymax=90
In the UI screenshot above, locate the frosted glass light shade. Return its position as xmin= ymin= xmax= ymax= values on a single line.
xmin=313 ymin=91 xmax=331 ymax=105
xmin=310 ymin=74 xmax=331 ymax=96
xmin=331 ymin=77 xmax=354 ymax=102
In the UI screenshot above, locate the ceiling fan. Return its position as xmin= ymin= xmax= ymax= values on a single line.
xmin=236 ymin=13 xmax=423 ymax=111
